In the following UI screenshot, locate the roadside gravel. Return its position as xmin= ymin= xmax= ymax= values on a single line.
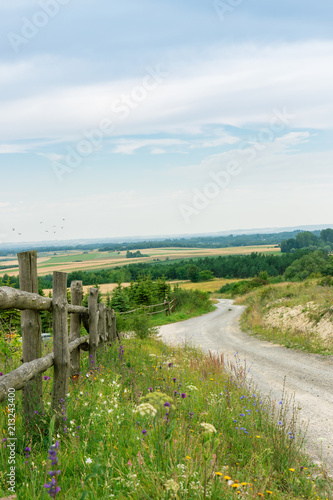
xmin=158 ymin=299 xmax=333 ymax=473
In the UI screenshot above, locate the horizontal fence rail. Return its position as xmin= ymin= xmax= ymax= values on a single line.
xmin=119 ymin=298 xmax=175 ymax=316
xmin=0 ymin=286 xmax=89 ymax=315
xmin=0 ymin=251 xmax=117 ymax=423
xmin=0 ymin=336 xmax=89 ymax=403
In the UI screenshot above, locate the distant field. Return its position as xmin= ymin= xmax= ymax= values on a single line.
xmin=176 ymin=278 xmax=240 ymax=293
xmin=0 ymin=245 xmax=280 ymax=277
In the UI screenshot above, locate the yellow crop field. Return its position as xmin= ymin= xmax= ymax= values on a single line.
xmin=175 ymin=278 xmax=240 ymax=293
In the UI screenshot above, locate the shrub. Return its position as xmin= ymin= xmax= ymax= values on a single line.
xmin=128 ymin=311 xmax=158 ymax=339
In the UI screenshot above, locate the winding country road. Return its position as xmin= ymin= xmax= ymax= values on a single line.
xmin=159 ymin=299 xmax=333 ymax=473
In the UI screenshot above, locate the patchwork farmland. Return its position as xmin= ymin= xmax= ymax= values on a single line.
xmin=0 ymin=245 xmax=280 ymax=277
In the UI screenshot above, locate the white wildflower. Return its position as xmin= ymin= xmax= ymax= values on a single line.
xmin=135 ymin=402 xmax=157 ymax=417
xmin=165 ymin=479 xmax=180 ymax=493
xmin=200 ymin=422 xmax=217 ymax=434
xmin=85 ymin=457 xmax=92 ymax=464
xmin=187 ymin=385 xmax=198 ymax=391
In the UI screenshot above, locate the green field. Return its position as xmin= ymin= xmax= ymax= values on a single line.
xmin=39 ymin=251 xmax=121 ymax=265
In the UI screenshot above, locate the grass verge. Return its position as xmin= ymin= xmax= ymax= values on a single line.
xmin=236 ymin=280 xmax=333 ymax=355
xmin=0 ymin=337 xmax=332 ymax=499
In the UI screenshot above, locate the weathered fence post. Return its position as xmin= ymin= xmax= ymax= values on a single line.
xmin=52 ymin=272 xmax=70 ymax=420
xmin=69 ymin=281 xmax=83 ymax=376
xmin=88 ymin=288 xmax=99 ymax=366
xmin=168 ymin=301 xmax=171 ymax=316
xmin=106 ymin=308 xmax=112 ymax=343
xmin=164 ymin=299 xmax=168 ymax=316
xmin=98 ymin=302 xmax=106 ymax=351
xmin=112 ymin=309 xmax=117 ymax=341
xmin=17 ymin=250 xmax=43 ymax=421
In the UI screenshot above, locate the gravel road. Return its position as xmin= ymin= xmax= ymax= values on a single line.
xmin=158 ymin=299 xmax=333 ymax=473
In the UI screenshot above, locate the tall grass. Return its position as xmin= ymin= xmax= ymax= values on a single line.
xmin=0 ymin=336 xmax=331 ymax=499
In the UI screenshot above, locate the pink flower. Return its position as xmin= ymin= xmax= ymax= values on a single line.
xmin=127 ymin=460 xmax=133 ymax=466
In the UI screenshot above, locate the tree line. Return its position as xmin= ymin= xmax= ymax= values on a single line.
xmin=281 ymin=228 xmax=333 ymax=253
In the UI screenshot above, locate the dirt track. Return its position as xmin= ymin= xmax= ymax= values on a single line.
xmin=159 ymin=299 xmax=333 ymax=473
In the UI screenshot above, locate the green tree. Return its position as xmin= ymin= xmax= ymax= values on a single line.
xmin=321 ymin=228 xmax=333 ymax=244
xmin=110 ymin=284 xmax=131 ymax=312
xmin=295 ymin=231 xmax=320 ymax=249
xmin=199 ymin=270 xmax=214 ymax=281
xmin=284 ymin=250 xmax=328 ymax=281
xmin=188 ymin=265 xmax=200 ymax=282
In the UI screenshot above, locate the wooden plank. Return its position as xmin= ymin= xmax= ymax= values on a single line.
xmin=106 ymin=308 xmax=112 ymax=343
xmin=17 ymin=250 xmax=44 ymax=420
xmin=98 ymin=302 xmax=106 ymax=351
xmin=88 ymin=288 xmax=99 ymax=366
xmin=0 ymin=286 xmax=52 ymax=311
xmin=111 ymin=309 xmax=118 ymax=340
xmin=0 ymin=335 xmax=89 ymax=403
xmin=68 ymin=304 xmax=88 ymax=314
xmin=0 ymin=353 xmax=53 ymax=403
xmin=69 ymin=281 xmax=83 ymax=376
xmin=52 ymin=272 xmax=70 ymax=419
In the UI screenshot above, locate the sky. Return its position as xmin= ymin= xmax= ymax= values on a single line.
xmin=1 ymin=0 xmax=333 ymax=244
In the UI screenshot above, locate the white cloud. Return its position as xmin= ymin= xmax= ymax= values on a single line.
xmin=151 ymin=148 xmax=166 ymax=154
xmin=112 ymin=139 xmax=185 ymax=155
xmin=37 ymin=152 xmax=65 ymax=162
xmin=189 ymin=136 xmax=240 ymax=149
xmin=0 ymin=144 xmax=30 ymax=154
xmin=1 ymin=41 xmax=333 ymax=145
xmin=276 ymin=132 xmax=311 ymax=145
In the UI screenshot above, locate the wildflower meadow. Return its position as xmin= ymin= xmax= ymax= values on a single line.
xmin=0 ymin=334 xmax=332 ymax=499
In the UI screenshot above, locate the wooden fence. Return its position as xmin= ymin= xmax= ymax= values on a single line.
xmin=0 ymin=251 xmax=117 ymax=422
xmin=119 ymin=298 xmax=175 ymax=316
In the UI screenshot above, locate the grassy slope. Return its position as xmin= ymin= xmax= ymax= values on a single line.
xmin=236 ymin=280 xmax=333 ymax=355
xmin=1 ymin=338 xmax=331 ymax=499
xmin=149 ymin=302 xmax=217 ymax=328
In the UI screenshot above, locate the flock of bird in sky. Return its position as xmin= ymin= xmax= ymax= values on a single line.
xmin=11 ymin=219 xmax=66 ymax=238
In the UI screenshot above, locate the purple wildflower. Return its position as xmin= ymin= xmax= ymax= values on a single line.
xmin=0 ymin=372 xmax=3 ymax=376
xmin=168 ymin=363 xmax=172 ymax=367
xmin=181 ymin=393 xmax=186 ymax=399
xmin=164 ymin=402 xmax=170 ymax=407
xmin=142 ymin=429 xmax=147 ymax=435
xmin=44 ymin=441 xmax=61 ymax=498
xmin=172 ymin=378 xmax=176 ymax=383
xmin=148 ymin=387 xmax=153 ymax=392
